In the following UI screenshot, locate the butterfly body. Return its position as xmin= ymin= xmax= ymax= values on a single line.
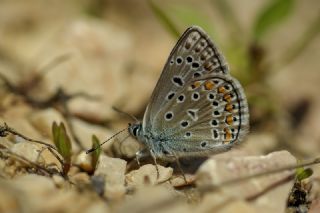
xmin=128 ymin=26 xmax=249 ymax=161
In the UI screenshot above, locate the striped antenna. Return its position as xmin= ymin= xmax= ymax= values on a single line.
xmin=86 ymin=127 xmax=128 ymax=154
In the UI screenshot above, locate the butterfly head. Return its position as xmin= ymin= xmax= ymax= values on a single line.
xmin=128 ymin=122 xmax=142 ymax=138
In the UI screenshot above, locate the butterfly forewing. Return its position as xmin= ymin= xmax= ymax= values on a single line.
xmin=143 ymin=26 xmax=229 ymax=129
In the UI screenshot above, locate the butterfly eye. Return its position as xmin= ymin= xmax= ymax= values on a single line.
xmin=132 ymin=125 xmax=140 ymax=136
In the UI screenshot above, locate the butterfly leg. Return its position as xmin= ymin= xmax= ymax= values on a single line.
xmin=171 ymin=152 xmax=187 ymax=184
xmin=149 ymin=149 xmax=160 ymax=179
xmin=135 ymin=148 xmax=149 ymax=167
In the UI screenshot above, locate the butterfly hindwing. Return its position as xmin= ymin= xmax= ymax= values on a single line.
xmin=157 ymin=74 xmax=249 ymax=157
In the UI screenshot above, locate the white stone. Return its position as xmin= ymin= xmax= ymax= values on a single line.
xmin=94 ymin=155 xmax=127 ymax=200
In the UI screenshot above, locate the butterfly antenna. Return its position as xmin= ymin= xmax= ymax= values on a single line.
xmin=112 ymin=106 xmax=139 ymax=122
xmin=86 ymin=128 xmax=128 ymax=154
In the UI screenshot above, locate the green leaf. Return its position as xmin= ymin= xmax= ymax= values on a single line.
xmin=254 ymin=0 xmax=295 ymax=40
xmin=51 ymin=122 xmax=72 ymax=174
xmin=58 ymin=123 xmax=72 ymax=161
xmin=52 ymin=121 xmax=60 ymax=149
xmin=213 ymin=0 xmax=241 ymax=35
xmin=148 ymin=0 xmax=180 ymax=38
xmin=91 ymin=135 xmax=101 ymax=171
xmin=281 ymin=13 xmax=320 ymax=67
xmin=296 ymin=167 xmax=313 ymax=181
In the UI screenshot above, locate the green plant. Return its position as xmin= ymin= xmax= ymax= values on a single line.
xmin=91 ymin=134 xmax=101 ymax=172
xmin=296 ymin=167 xmax=313 ymax=181
xmin=253 ymin=0 xmax=294 ymax=41
xmin=52 ymin=122 xmax=72 ymax=175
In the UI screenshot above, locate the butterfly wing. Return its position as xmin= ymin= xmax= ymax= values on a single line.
xmin=157 ymin=73 xmax=249 ymax=157
xmin=143 ymin=26 xmax=228 ymax=127
xmin=141 ymin=26 xmax=249 ymax=157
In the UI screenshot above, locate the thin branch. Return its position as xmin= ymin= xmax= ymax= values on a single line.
xmin=198 ymin=156 xmax=320 ymax=194
xmin=47 ymin=147 xmax=65 ymax=170
xmin=38 ymin=53 xmax=71 ymax=77
xmin=246 ymin=174 xmax=294 ymax=201
xmin=0 ymin=123 xmax=57 ymax=150
xmin=1 ymin=149 xmax=54 ymax=177
xmin=0 ymin=122 xmax=66 ymax=175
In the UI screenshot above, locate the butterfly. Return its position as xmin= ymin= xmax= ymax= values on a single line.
xmin=128 ymin=26 xmax=249 ymax=165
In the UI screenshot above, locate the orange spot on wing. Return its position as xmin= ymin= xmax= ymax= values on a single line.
xmin=218 ymin=86 xmax=226 ymax=93
xmin=224 ymin=128 xmax=232 ymax=142
xmin=225 ymin=104 xmax=233 ymax=112
xmin=204 ymin=81 xmax=215 ymax=90
xmin=223 ymin=94 xmax=232 ymax=102
xmin=191 ymin=81 xmax=201 ymax=89
xmin=226 ymin=115 xmax=234 ymax=125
